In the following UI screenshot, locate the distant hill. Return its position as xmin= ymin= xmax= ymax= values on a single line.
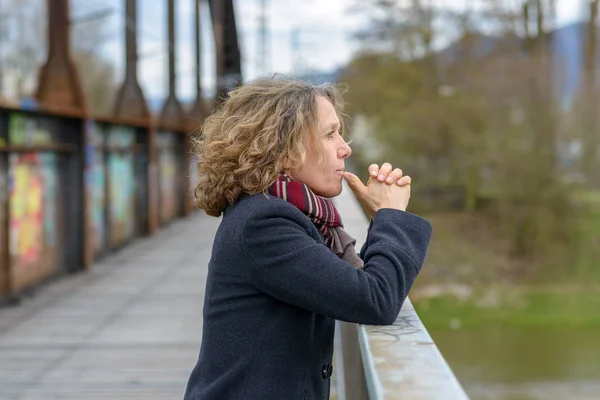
xmin=435 ymin=33 xmax=503 ymax=66
xmin=145 ymin=70 xmax=343 ymax=112
xmin=290 ymin=69 xmax=343 ymax=85
xmin=548 ymin=22 xmax=586 ymax=106
xmin=436 ymin=21 xmax=591 ymax=106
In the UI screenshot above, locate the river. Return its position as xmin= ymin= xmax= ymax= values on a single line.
xmin=430 ymin=325 xmax=600 ymax=400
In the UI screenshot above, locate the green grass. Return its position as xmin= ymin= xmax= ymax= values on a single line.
xmin=571 ymin=189 xmax=600 ymax=278
xmin=413 ymin=284 xmax=600 ymax=330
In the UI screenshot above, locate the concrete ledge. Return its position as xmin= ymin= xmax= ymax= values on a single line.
xmin=334 ymin=182 xmax=469 ymax=400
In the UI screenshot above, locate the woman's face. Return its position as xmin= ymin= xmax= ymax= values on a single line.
xmin=287 ymin=96 xmax=352 ymax=198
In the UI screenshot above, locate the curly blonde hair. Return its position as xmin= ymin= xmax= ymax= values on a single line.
xmin=193 ymin=77 xmax=348 ymax=217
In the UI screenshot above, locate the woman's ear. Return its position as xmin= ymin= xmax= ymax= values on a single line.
xmin=282 ymin=155 xmax=290 ymax=171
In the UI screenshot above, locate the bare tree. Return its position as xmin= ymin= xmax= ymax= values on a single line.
xmin=581 ymin=0 xmax=600 ymax=187
xmin=0 ymin=0 xmax=45 ymax=98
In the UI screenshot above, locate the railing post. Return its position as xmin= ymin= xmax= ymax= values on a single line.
xmin=154 ymin=0 xmax=187 ymax=226
xmin=147 ymin=121 xmax=159 ymax=234
xmin=36 ymin=2 xmax=89 ymax=273
xmin=111 ymin=0 xmax=154 ymax=236
xmin=0 ymin=113 xmax=10 ymax=301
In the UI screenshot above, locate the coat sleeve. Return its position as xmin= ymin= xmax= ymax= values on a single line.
xmin=358 ymin=219 xmax=373 ymax=260
xmin=241 ymin=204 xmax=432 ymax=325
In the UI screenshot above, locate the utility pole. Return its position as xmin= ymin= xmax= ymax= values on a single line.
xmin=582 ymin=0 xmax=599 ymax=186
xmin=290 ymin=28 xmax=304 ymax=75
xmin=257 ymin=0 xmax=270 ymax=76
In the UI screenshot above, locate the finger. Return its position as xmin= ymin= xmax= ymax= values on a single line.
xmin=396 ymin=175 xmax=411 ymax=186
xmin=377 ymin=162 xmax=393 ymax=182
xmin=385 ymin=168 xmax=403 ymax=184
xmin=343 ymin=172 xmax=367 ymax=196
xmin=368 ymin=164 xmax=379 ymax=179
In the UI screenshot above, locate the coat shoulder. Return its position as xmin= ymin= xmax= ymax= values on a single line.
xmin=225 ymin=193 xmax=319 ymax=241
xmin=228 ymin=193 xmax=307 ymax=224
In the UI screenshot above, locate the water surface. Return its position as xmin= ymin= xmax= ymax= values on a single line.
xmin=430 ymin=326 xmax=600 ymax=400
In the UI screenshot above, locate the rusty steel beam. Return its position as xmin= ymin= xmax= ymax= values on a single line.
xmin=159 ymin=0 xmax=185 ymax=131
xmin=36 ymin=0 xmax=87 ymax=115
xmin=188 ymin=0 xmax=208 ymax=130
xmin=113 ymin=0 xmax=150 ymax=120
xmin=184 ymin=0 xmax=208 ymax=215
xmin=208 ymin=0 xmax=242 ymax=102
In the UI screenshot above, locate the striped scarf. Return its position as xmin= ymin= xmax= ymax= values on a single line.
xmin=269 ymin=173 xmax=364 ymax=269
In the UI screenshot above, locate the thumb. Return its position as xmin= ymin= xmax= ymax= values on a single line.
xmin=343 ymin=172 xmax=366 ymax=196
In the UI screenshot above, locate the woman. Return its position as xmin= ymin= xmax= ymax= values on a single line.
xmin=184 ymin=78 xmax=432 ymax=400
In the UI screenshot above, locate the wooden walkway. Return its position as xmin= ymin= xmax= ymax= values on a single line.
xmin=0 ymin=214 xmax=219 ymax=399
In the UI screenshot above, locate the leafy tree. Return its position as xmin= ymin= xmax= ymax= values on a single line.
xmin=341 ymin=0 xmax=581 ymax=270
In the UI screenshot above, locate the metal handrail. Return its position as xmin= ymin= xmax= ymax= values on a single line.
xmin=334 ymin=180 xmax=470 ymax=400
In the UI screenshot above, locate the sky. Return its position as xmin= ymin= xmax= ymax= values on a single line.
xmin=71 ymin=0 xmax=585 ymax=101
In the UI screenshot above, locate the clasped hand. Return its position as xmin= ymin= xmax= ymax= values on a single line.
xmin=343 ymin=163 xmax=411 ymax=219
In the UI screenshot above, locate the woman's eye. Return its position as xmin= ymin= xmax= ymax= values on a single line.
xmin=326 ymin=131 xmax=335 ymax=138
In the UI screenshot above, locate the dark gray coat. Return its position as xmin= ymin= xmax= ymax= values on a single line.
xmin=184 ymin=193 xmax=432 ymax=400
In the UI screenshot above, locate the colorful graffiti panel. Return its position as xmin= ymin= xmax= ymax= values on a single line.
xmin=9 ymin=113 xmax=54 ymax=146
xmin=8 ymin=113 xmax=60 ymax=270
xmin=157 ymin=132 xmax=183 ymax=223
xmin=0 ymin=155 xmax=5 ymax=269
xmin=9 ymin=152 xmax=58 ymax=268
xmin=87 ymin=123 xmax=107 ymax=255
xmin=107 ymin=126 xmax=136 ymax=247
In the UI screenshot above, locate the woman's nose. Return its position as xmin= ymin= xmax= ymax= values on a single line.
xmin=338 ymin=140 xmax=352 ymax=159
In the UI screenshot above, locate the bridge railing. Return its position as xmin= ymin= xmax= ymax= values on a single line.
xmin=333 ymin=180 xmax=470 ymax=400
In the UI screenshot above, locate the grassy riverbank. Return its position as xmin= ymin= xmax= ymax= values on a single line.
xmin=411 ymin=210 xmax=600 ymax=330
xmin=412 ymin=283 xmax=600 ymax=330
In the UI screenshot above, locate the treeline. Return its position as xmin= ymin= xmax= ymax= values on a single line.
xmin=340 ymin=0 xmax=600 ymax=277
